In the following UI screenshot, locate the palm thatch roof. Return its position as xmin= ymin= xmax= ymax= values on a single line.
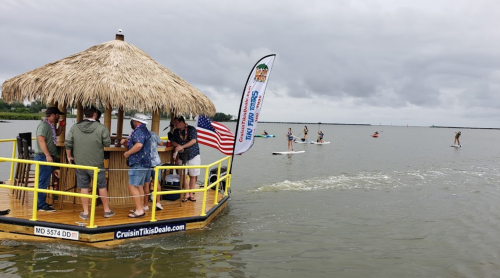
xmin=1 ymin=35 xmax=216 ymax=116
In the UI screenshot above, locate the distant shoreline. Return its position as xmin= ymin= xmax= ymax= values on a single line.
xmin=260 ymin=121 xmax=370 ymax=126
xmin=259 ymin=121 xmax=500 ymax=130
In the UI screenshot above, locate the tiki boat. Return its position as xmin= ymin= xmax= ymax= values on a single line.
xmin=0 ymin=33 xmax=231 ymax=248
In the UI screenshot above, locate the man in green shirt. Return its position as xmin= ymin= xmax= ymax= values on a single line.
xmin=34 ymin=107 xmax=65 ymax=212
xmin=65 ymin=106 xmax=114 ymax=220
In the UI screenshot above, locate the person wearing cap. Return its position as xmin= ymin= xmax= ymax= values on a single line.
xmin=171 ymin=116 xmax=201 ymax=202
xmin=121 ymin=113 xmax=152 ymax=218
xmin=34 ymin=106 xmax=66 ymax=212
xmin=65 ymin=106 xmax=115 ymax=220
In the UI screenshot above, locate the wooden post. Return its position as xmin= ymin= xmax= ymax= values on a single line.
xmin=77 ymin=102 xmax=83 ymax=122
xmin=104 ymin=106 xmax=112 ymax=133
xmin=152 ymin=109 xmax=160 ymax=135
xmin=116 ymin=108 xmax=124 ymax=146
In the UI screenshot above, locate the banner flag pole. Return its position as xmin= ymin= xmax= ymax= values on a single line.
xmin=229 ymin=54 xmax=276 ymax=174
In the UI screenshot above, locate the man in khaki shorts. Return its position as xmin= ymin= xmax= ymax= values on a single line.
xmin=171 ymin=116 xmax=200 ymax=202
xmin=65 ymin=106 xmax=115 ymax=220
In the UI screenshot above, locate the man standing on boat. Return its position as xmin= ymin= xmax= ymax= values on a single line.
xmin=65 ymin=106 xmax=115 ymax=220
xmin=34 ymin=107 xmax=65 ymax=212
xmin=122 ymin=114 xmax=152 ymax=218
xmin=171 ymin=116 xmax=200 ymax=202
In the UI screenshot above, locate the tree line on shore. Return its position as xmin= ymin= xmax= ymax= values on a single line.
xmin=0 ymin=99 xmax=235 ymax=121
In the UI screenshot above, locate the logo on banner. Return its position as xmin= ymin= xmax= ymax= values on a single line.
xmin=254 ymin=64 xmax=269 ymax=82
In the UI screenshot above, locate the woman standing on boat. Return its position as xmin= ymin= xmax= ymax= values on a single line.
xmin=286 ymin=128 xmax=294 ymax=151
xmin=143 ymin=130 xmax=164 ymax=211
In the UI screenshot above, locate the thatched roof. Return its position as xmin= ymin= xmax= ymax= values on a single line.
xmin=1 ymin=35 xmax=216 ymax=116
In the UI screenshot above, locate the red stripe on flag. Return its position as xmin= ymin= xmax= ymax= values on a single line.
xmin=196 ymin=116 xmax=235 ymax=156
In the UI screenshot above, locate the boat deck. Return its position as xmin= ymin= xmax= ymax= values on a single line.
xmin=0 ymin=187 xmax=228 ymax=247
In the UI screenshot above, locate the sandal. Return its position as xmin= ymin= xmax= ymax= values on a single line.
xmin=128 ymin=211 xmax=146 ymax=218
xmin=189 ymin=197 xmax=196 ymax=202
xmin=182 ymin=197 xmax=189 ymax=202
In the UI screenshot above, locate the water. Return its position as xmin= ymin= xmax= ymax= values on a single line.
xmin=0 ymin=121 xmax=500 ymax=277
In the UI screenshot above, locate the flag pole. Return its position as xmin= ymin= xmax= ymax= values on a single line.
xmin=229 ymin=54 xmax=276 ymax=175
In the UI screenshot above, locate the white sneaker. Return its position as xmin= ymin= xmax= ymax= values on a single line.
xmin=143 ymin=206 xmax=149 ymax=211
xmin=156 ymin=203 xmax=163 ymax=210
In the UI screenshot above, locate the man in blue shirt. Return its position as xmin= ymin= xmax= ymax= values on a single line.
xmin=172 ymin=116 xmax=200 ymax=202
xmin=122 ymin=113 xmax=151 ymax=218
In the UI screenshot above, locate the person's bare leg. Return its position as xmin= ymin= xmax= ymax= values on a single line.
xmin=81 ymin=188 xmax=89 ymax=215
xmin=128 ymin=185 xmax=144 ymax=215
xmin=155 ymin=182 xmax=162 ymax=203
xmin=143 ymin=182 xmax=150 ymax=207
xmin=189 ymin=176 xmax=197 ymax=200
xmin=98 ymin=188 xmax=111 ymax=212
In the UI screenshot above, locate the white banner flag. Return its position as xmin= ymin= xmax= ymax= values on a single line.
xmin=234 ymin=54 xmax=276 ymax=155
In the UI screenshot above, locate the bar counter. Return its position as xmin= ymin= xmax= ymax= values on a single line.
xmin=58 ymin=145 xmax=174 ymax=205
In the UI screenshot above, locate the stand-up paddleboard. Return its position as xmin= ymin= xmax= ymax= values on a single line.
xmin=311 ymin=141 xmax=330 ymax=144
xmin=272 ymin=150 xmax=305 ymax=155
xmin=294 ymin=140 xmax=309 ymax=144
xmin=450 ymin=145 xmax=462 ymax=148
xmin=255 ymin=134 xmax=275 ymax=138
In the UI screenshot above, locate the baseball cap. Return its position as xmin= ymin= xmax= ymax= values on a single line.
xmin=45 ymin=107 xmax=65 ymax=115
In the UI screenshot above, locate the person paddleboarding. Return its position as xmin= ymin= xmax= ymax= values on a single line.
xmin=286 ymin=128 xmax=294 ymax=151
xmin=454 ymin=131 xmax=461 ymax=146
xmin=317 ymin=131 xmax=324 ymax=143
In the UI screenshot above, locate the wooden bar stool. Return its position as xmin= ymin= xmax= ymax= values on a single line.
xmin=18 ymin=139 xmax=35 ymax=205
xmin=13 ymin=137 xmax=25 ymax=198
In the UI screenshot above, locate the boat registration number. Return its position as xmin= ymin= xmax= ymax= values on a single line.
xmin=34 ymin=226 xmax=79 ymax=240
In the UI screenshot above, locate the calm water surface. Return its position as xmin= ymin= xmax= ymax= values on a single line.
xmin=0 ymin=120 xmax=499 ymax=277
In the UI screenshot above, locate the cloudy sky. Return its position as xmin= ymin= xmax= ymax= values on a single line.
xmin=1 ymin=0 xmax=500 ymax=127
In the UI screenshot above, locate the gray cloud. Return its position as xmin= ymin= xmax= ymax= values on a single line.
xmin=2 ymin=0 xmax=500 ymax=126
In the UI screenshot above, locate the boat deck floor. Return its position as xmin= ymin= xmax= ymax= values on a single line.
xmin=0 ymin=187 xmax=227 ymax=246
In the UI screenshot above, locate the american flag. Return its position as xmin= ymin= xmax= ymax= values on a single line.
xmin=195 ymin=115 xmax=235 ymax=155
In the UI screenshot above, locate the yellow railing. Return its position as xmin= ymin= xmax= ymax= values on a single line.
xmin=0 ymin=138 xmax=27 ymax=183
xmin=0 ymin=157 xmax=101 ymax=228
xmin=0 ymin=137 xmax=232 ymax=226
xmin=150 ymin=156 xmax=232 ymax=221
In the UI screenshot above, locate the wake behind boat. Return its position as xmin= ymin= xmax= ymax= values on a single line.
xmin=272 ymin=150 xmax=305 ymax=155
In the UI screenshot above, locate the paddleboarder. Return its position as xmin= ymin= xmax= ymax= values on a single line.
xmin=454 ymin=131 xmax=461 ymax=146
xmin=286 ymin=128 xmax=294 ymax=151
xmin=317 ymin=131 xmax=324 ymax=143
